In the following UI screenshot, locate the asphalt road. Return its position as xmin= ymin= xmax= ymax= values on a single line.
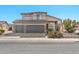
xmin=0 ymin=42 xmax=79 ymax=54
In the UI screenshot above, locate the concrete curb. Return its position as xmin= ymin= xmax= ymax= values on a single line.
xmin=0 ymin=36 xmax=20 ymax=39
xmin=0 ymin=38 xmax=78 ymax=43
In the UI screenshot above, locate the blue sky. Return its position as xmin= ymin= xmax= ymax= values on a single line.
xmin=0 ymin=5 xmax=79 ymax=23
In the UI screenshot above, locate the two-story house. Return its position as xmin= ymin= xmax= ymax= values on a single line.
xmin=12 ymin=12 xmax=63 ymax=37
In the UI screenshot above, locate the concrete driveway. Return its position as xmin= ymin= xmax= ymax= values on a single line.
xmin=63 ymin=33 xmax=79 ymax=38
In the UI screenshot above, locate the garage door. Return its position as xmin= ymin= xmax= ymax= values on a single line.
xmin=27 ymin=25 xmax=44 ymax=33
xmin=15 ymin=25 xmax=24 ymax=33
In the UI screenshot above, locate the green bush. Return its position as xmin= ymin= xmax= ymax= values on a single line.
xmin=48 ymin=28 xmax=53 ymax=33
xmin=48 ymin=31 xmax=63 ymax=38
xmin=0 ymin=29 xmax=5 ymax=35
xmin=48 ymin=32 xmax=55 ymax=38
xmin=63 ymin=19 xmax=76 ymax=33
xmin=67 ymin=28 xmax=75 ymax=33
xmin=55 ymin=31 xmax=63 ymax=38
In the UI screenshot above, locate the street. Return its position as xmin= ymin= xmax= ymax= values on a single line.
xmin=0 ymin=42 xmax=79 ymax=54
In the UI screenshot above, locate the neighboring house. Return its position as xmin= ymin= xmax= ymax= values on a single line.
xmin=12 ymin=12 xmax=63 ymax=36
xmin=0 ymin=21 xmax=9 ymax=32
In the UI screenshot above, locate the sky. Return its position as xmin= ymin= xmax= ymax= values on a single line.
xmin=0 ymin=5 xmax=79 ymax=24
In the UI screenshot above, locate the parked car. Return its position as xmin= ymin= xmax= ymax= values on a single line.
xmin=74 ymin=30 xmax=79 ymax=34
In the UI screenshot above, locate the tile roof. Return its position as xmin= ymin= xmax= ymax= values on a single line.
xmin=21 ymin=12 xmax=47 ymax=15
xmin=0 ymin=21 xmax=8 ymax=25
xmin=47 ymin=15 xmax=62 ymax=21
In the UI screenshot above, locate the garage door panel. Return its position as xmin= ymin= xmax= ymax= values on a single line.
xmin=27 ymin=25 xmax=44 ymax=33
xmin=15 ymin=25 xmax=24 ymax=33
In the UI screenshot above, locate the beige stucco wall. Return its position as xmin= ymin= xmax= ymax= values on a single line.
xmin=46 ymin=16 xmax=63 ymax=32
xmin=59 ymin=23 xmax=63 ymax=33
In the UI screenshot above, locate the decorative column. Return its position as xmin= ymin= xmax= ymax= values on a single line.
xmin=24 ymin=25 xmax=26 ymax=33
xmin=12 ymin=24 xmax=16 ymax=32
xmin=44 ymin=24 xmax=47 ymax=34
xmin=55 ymin=21 xmax=58 ymax=31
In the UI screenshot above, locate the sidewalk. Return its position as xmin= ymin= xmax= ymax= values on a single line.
xmin=0 ymin=36 xmax=79 ymax=43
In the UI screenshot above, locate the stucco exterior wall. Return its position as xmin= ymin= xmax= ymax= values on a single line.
xmin=46 ymin=16 xmax=63 ymax=32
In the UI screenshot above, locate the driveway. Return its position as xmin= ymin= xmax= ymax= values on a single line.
xmin=63 ymin=33 xmax=79 ymax=38
xmin=3 ymin=31 xmax=45 ymax=38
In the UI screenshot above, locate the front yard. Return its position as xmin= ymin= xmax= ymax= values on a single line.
xmin=1 ymin=31 xmax=79 ymax=38
xmin=63 ymin=33 xmax=79 ymax=38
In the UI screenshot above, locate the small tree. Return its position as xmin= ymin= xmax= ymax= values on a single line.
xmin=63 ymin=19 xmax=76 ymax=33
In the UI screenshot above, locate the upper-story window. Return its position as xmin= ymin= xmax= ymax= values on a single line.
xmin=22 ymin=14 xmax=32 ymax=20
xmin=42 ymin=14 xmax=46 ymax=20
xmin=33 ymin=14 xmax=37 ymax=20
xmin=33 ymin=14 xmax=46 ymax=20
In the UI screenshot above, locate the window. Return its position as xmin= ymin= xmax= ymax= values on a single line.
xmin=42 ymin=14 xmax=46 ymax=20
xmin=33 ymin=14 xmax=37 ymax=20
xmin=37 ymin=14 xmax=42 ymax=20
xmin=48 ymin=23 xmax=56 ymax=31
xmin=33 ymin=14 xmax=46 ymax=20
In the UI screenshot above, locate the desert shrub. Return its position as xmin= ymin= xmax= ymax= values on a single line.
xmin=55 ymin=31 xmax=63 ymax=38
xmin=48 ymin=32 xmax=56 ymax=38
xmin=0 ymin=29 xmax=5 ymax=35
xmin=48 ymin=31 xmax=63 ymax=38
